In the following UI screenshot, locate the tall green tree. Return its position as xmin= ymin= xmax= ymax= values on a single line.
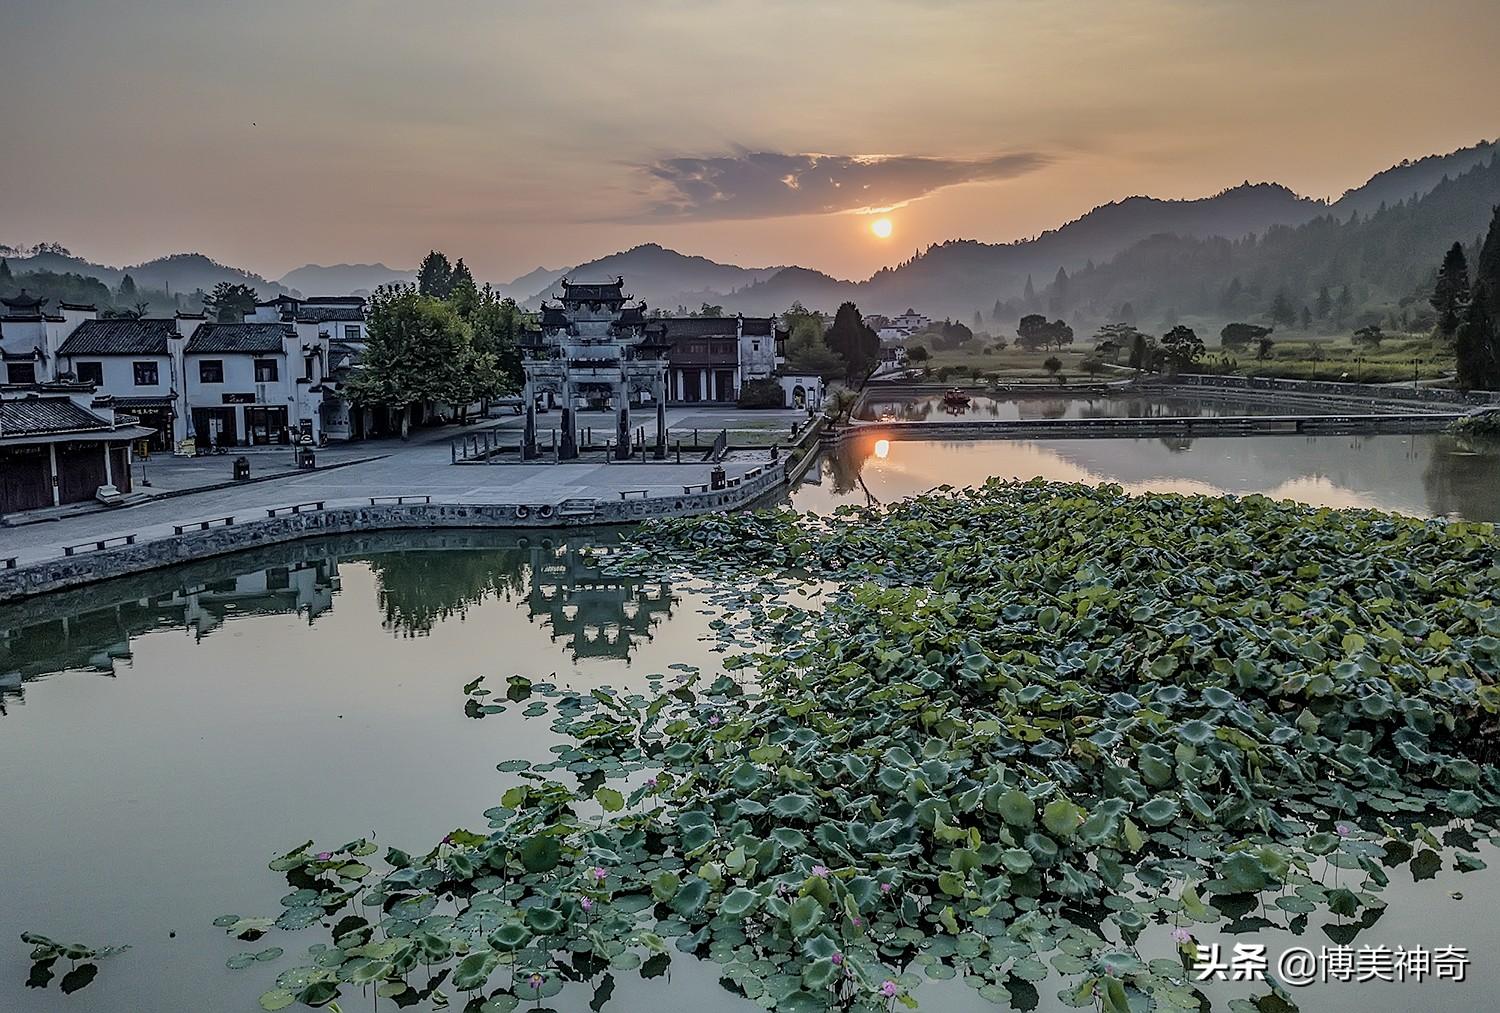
xmin=203 ymin=281 xmax=259 ymax=322
xmin=345 ymin=286 xmax=503 ymax=435
xmin=0 ymin=259 xmax=12 ymax=283
xmin=1430 ymin=242 xmax=1471 ymax=338
xmin=417 ymin=251 xmax=455 ymax=299
xmin=782 ymin=318 xmax=844 ymax=379
xmin=467 ymin=287 xmax=526 ymax=391
xmin=1314 ymin=285 xmax=1332 ymax=320
xmin=825 ymin=302 xmax=880 ymax=379
xmin=117 ymin=273 xmax=138 ymax=302
xmin=1456 ymin=206 xmax=1500 ymax=390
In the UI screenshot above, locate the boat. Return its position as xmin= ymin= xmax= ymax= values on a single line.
xmin=942 ymin=388 xmax=972 ymax=408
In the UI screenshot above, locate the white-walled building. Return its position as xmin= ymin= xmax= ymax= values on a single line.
xmin=184 ymin=321 xmax=327 ymax=446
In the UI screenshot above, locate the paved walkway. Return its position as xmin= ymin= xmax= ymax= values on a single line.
xmin=0 ymin=407 xmax=810 ymax=568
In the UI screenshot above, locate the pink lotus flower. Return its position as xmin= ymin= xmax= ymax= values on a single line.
xmin=811 ymin=864 xmax=829 ymax=878
xmin=1336 ymin=823 xmax=1353 ymax=838
xmin=851 ymin=916 xmax=863 ymax=927
xmin=1171 ymin=927 xmax=1192 ymax=943
xmin=881 ymin=981 xmax=898 ymax=997
xmin=831 ymin=952 xmax=844 ymax=966
xmin=880 ymin=883 xmax=892 ymax=894
xmin=709 ymin=715 xmax=721 ymax=726
xmin=528 ymin=973 xmax=543 ymax=988
xmin=581 ymin=898 xmax=593 ymax=912
xmin=316 ymin=852 xmax=332 ymax=861
xmin=592 ymin=866 xmax=608 ymax=882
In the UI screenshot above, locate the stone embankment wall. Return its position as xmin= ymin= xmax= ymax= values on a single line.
xmin=0 ymin=464 xmax=789 ymax=602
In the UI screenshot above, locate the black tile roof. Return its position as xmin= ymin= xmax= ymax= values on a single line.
xmin=540 ymin=306 xmax=571 ymax=328
xmin=558 ymin=278 xmax=626 ymax=303
xmin=58 ymin=302 xmax=97 ymax=312
xmin=58 ymin=319 xmax=177 ymax=356
xmin=654 ymin=317 xmax=740 ymax=338
xmin=741 ymin=317 xmax=774 ymax=336
xmin=187 ymin=322 xmax=292 ymax=354
xmin=302 ymin=296 xmax=366 ymax=305
xmin=0 ymin=395 xmax=110 ymax=437
xmin=294 ymin=307 xmax=365 ymax=324
xmin=1 ymin=291 xmax=47 ymax=311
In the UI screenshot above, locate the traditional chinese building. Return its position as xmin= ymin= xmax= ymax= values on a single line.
xmin=520 ymin=277 xmax=669 ymax=460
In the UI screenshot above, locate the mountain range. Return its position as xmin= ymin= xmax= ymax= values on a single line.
xmin=3 ymin=138 xmax=1494 ymax=324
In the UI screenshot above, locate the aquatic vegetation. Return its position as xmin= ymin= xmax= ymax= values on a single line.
xmin=246 ymin=480 xmax=1500 ymax=1011
xmin=1449 ymin=409 xmax=1500 ymax=436
xmin=20 ymin=932 xmax=129 ymax=993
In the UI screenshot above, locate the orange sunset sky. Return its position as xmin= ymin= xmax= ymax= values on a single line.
xmin=2 ymin=0 xmax=1497 ymax=283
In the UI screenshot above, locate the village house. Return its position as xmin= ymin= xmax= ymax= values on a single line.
xmin=0 ymin=382 xmax=153 ymax=514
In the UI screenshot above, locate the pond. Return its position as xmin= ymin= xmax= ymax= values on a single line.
xmin=3 ymin=444 xmax=1499 ymax=1012
xmin=791 ymin=432 xmax=1500 ymax=523
xmin=852 ymin=392 xmax=1358 ymax=423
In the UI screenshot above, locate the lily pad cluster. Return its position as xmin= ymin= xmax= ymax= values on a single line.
xmin=246 ymin=480 xmax=1499 ymax=1012
xmin=20 ymin=932 xmax=128 ymax=994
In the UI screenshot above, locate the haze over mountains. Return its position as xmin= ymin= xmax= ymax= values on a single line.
xmin=4 ymin=139 xmax=1495 ymax=324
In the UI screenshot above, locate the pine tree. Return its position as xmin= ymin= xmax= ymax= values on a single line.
xmin=1334 ymin=286 xmax=1353 ymax=326
xmin=1456 ymin=206 xmax=1500 ymax=390
xmin=117 ymin=273 xmax=137 ymax=301
xmin=1023 ymin=274 xmax=1036 ymax=305
xmin=417 ymin=251 xmax=455 ymax=299
xmin=1269 ymin=289 xmax=1296 ymax=328
xmin=992 ymin=299 xmax=1004 ymax=322
xmin=1430 ymin=241 xmax=1471 ymax=337
xmin=973 ymin=310 xmax=984 ymax=331
xmin=1049 ymin=266 xmax=1070 ymax=314
xmin=1299 ymin=305 xmax=1312 ymax=330
xmin=1314 ymin=285 xmax=1332 ymax=320
xmin=0 ymin=258 xmax=11 ymax=283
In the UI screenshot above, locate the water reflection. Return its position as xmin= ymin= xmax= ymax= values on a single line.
xmin=795 ymin=431 xmax=1500 ymax=522
xmin=0 ymin=531 xmax=678 ymax=710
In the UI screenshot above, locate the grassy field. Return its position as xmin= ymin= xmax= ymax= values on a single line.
xmin=902 ymin=332 xmax=1457 ymax=385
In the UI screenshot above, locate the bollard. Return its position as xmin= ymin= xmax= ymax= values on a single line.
xmin=675 ymin=441 xmax=681 ymax=464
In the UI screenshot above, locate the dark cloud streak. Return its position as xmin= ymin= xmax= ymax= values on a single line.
xmin=638 ymin=149 xmax=1050 ymax=220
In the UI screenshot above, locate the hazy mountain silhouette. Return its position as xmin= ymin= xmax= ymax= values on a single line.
xmin=278 ymin=262 xmax=417 ymax=296
xmin=519 ymin=243 xmax=783 ymax=310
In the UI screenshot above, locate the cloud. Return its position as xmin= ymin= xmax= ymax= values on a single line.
xmin=636 ymin=149 xmax=1050 ymax=220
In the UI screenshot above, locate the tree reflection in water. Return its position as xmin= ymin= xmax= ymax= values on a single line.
xmin=1422 ymin=433 xmax=1500 ymax=522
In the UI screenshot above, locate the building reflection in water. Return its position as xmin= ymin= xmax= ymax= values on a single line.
xmin=0 ymin=532 xmax=679 ymax=712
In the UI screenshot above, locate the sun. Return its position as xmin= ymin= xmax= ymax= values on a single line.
xmin=870 ymin=217 xmax=893 ymax=239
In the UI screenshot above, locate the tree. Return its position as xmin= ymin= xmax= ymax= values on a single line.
xmin=1080 ymin=356 xmax=1105 ymax=377
xmin=1268 ymin=289 xmax=1296 ymax=328
xmin=1353 ymin=324 xmax=1384 ymax=347
xmin=203 ymin=281 xmax=259 ymax=322
xmin=1334 ymin=285 xmax=1354 ymax=326
xmin=0 ymin=259 xmax=10 ymax=283
xmin=466 ymin=287 xmax=526 ymax=392
xmin=1431 ymin=241 xmax=1471 ymax=338
xmin=973 ymin=310 xmax=984 ymax=331
xmin=1016 ymin=314 xmax=1051 ymax=351
xmin=783 ymin=319 xmax=844 ymax=379
xmin=1314 ymin=285 xmax=1332 ymax=321
xmin=1043 ymin=355 xmax=1063 ymax=378
xmin=1161 ymin=325 xmax=1204 ymax=370
xmin=1048 ymin=266 xmax=1070 ymax=314
xmin=417 ymin=251 xmax=455 ymax=299
xmin=906 ymin=345 xmax=930 ymax=363
xmin=450 ymin=258 xmax=475 ymax=292
xmin=1299 ymin=305 xmax=1313 ymax=330
xmin=1456 ymin=206 xmax=1500 ymax=390
xmin=117 ymin=273 xmax=138 ymax=302
xmin=697 ymin=302 xmax=725 ymax=317
xmin=824 ymin=302 xmax=880 ymax=379
xmin=1255 ymin=335 xmax=1276 ymax=361
xmin=344 ymin=286 xmax=502 ymax=436
xmin=1022 ymin=274 xmax=1036 ymax=306
xmin=1220 ymin=322 xmax=1273 ymax=350
xmin=1127 ymin=331 xmax=1153 ymax=371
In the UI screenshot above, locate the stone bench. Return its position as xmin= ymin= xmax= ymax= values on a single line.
xmin=63 ymin=534 xmax=137 ymax=556
xmin=369 ymin=495 xmax=431 ymax=505
xmin=265 ymin=501 xmax=326 ymax=517
xmin=174 ymin=516 xmax=234 ymax=535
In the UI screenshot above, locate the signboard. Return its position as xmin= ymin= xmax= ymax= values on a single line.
xmin=222 ymin=392 xmax=255 ymax=404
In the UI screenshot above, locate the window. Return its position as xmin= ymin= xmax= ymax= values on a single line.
xmin=198 ymin=359 xmax=224 ymax=383
xmin=254 ymin=358 xmax=279 ymax=382
xmin=7 ymin=362 xmax=36 ymax=384
xmin=133 ymin=361 xmax=159 ymax=386
xmin=752 ymin=341 xmax=760 ymax=353
xmin=76 ymin=361 xmax=103 ymax=385
xmin=344 ymin=325 xmax=360 ymax=342
xmin=302 ymin=356 xmax=315 ymax=382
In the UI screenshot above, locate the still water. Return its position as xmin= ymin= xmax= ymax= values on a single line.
xmin=791 ymin=432 xmax=1500 ymax=522
xmin=3 ymin=432 xmax=1499 ymax=1011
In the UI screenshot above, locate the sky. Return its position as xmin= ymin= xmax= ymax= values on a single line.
xmin=2 ymin=0 xmax=1497 ymax=285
